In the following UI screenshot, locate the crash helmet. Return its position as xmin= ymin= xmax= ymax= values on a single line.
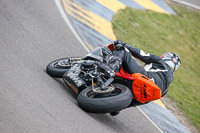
xmin=161 ymin=52 xmax=181 ymax=72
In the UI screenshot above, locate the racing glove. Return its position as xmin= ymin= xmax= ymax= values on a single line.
xmin=114 ymin=40 xmax=126 ymax=46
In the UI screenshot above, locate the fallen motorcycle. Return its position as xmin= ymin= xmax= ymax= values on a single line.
xmin=46 ymin=44 xmax=161 ymax=113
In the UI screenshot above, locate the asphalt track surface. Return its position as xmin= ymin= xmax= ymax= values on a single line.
xmin=172 ymin=0 xmax=200 ymax=10
xmin=179 ymin=0 xmax=200 ymax=7
xmin=0 ymin=0 xmax=161 ymax=133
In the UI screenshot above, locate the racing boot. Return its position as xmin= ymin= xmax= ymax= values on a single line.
xmin=110 ymin=111 xmax=120 ymax=116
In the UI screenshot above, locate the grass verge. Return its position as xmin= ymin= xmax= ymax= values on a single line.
xmin=112 ymin=4 xmax=200 ymax=131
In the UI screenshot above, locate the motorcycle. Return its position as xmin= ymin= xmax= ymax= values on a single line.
xmin=46 ymin=43 xmax=161 ymax=114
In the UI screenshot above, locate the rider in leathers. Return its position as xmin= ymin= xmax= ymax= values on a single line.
xmin=109 ymin=40 xmax=181 ymax=116
xmin=113 ymin=40 xmax=181 ymax=98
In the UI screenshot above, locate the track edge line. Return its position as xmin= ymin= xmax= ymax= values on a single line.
xmin=55 ymin=0 xmax=90 ymax=53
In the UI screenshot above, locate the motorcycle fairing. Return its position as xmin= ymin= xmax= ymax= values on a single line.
xmin=115 ymin=68 xmax=161 ymax=103
xmin=83 ymin=47 xmax=104 ymax=62
xmin=131 ymin=73 xmax=161 ymax=103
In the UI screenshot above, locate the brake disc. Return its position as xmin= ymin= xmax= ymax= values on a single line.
xmin=92 ymin=84 xmax=115 ymax=94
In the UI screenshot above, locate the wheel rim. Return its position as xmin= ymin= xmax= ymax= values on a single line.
xmin=50 ymin=59 xmax=71 ymax=68
xmin=85 ymin=87 xmax=123 ymax=98
xmin=50 ymin=57 xmax=82 ymax=68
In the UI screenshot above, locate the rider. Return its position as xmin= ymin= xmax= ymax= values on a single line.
xmin=113 ymin=40 xmax=181 ymax=97
xmin=110 ymin=40 xmax=181 ymax=116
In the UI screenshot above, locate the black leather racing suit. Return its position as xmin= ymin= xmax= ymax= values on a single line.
xmin=113 ymin=44 xmax=174 ymax=97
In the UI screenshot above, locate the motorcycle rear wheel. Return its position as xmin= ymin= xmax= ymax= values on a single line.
xmin=46 ymin=57 xmax=81 ymax=78
xmin=77 ymin=83 xmax=133 ymax=113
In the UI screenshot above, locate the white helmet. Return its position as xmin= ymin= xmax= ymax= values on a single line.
xmin=161 ymin=52 xmax=181 ymax=72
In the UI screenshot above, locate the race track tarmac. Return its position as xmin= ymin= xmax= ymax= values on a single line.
xmin=0 ymin=0 xmax=161 ymax=133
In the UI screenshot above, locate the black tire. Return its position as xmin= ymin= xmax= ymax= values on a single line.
xmin=46 ymin=57 xmax=81 ymax=78
xmin=77 ymin=83 xmax=133 ymax=113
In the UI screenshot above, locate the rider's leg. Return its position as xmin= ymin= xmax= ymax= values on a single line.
xmin=113 ymin=47 xmax=148 ymax=77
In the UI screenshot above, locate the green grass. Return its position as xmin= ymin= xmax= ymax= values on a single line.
xmin=112 ymin=4 xmax=200 ymax=130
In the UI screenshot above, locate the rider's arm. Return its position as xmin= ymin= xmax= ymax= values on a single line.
xmin=125 ymin=44 xmax=161 ymax=64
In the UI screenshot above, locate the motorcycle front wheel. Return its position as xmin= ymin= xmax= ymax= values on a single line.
xmin=77 ymin=83 xmax=133 ymax=113
xmin=46 ymin=57 xmax=82 ymax=78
